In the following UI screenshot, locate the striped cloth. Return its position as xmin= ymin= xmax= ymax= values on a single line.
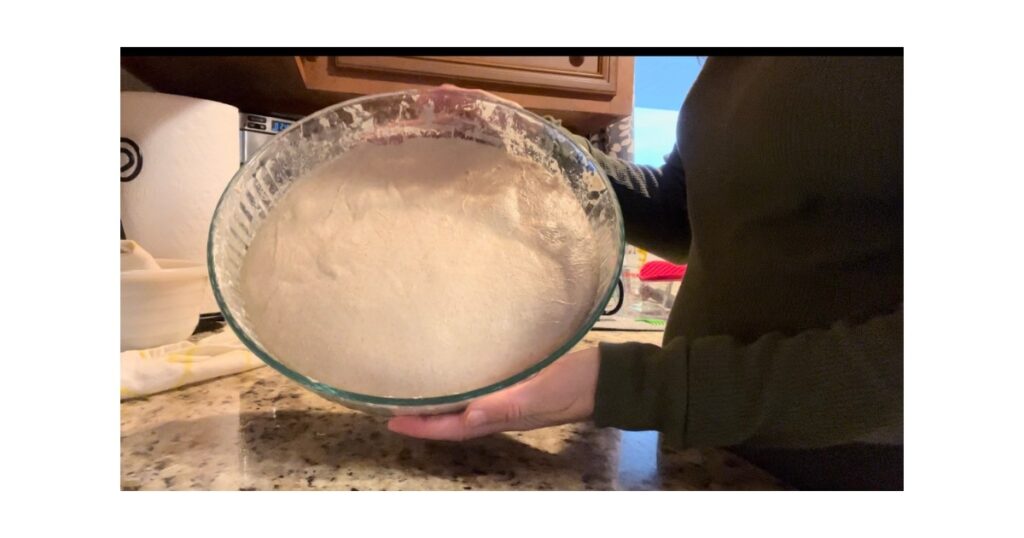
xmin=120 ymin=329 xmax=263 ymax=399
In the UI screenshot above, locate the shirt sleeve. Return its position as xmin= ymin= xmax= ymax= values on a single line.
xmin=549 ymin=120 xmax=691 ymax=263
xmin=592 ymin=305 xmax=904 ymax=449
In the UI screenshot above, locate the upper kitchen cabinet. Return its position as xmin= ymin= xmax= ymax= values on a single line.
xmin=316 ymin=56 xmax=618 ymax=97
xmin=120 ymin=56 xmax=634 ymax=135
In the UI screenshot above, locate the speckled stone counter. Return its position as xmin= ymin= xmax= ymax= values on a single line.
xmin=121 ymin=330 xmax=785 ymax=491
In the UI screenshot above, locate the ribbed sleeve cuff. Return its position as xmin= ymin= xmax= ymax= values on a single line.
xmin=589 ymin=342 xmax=684 ymax=434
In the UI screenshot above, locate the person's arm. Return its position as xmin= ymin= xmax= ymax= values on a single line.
xmin=387 ymin=304 xmax=902 ymax=447
xmin=550 ymin=122 xmax=691 ymax=263
xmin=596 ymin=305 xmax=903 ymax=449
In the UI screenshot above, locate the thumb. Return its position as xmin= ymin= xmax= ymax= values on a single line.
xmin=461 ymin=389 xmax=528 ymax=433
xmin=387 ymin=390 xmax=525 ymax=441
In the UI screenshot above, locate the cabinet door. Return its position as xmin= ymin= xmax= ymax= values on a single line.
xmin=329 ymin=56 xmax=618 ymax=97
xmin=122 ymin=56 xmax=634 ymax=135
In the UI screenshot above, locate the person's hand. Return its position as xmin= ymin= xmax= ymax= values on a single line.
xmin=387 ymin=346 xmax=600 ymax=441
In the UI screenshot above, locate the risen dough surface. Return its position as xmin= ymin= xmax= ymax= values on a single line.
xmin=240 ymin=137 xmax=599 ymax=398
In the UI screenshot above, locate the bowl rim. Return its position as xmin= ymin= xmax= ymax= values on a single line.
xmin=207 ymin=88 xmax=625 ymax=409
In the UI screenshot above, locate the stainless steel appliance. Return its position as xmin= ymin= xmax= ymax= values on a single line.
xmin=239 ymin=113 xmax=295 ymax=164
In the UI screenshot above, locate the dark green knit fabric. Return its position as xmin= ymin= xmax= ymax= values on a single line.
xmin=551 ymin=57 xmax=903 ymax=466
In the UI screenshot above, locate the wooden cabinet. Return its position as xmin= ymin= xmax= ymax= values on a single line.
xmin=121 ymin=56 xmax=633 ymax=135
xmin=326 ymin=56 xmax=618 ymax=96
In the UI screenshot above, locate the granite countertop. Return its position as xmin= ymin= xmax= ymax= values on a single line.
xmin=121 ymin=330 xmax=785 ymax=491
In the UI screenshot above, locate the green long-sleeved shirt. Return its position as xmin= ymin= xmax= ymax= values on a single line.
xmin=554 ymin=57 xmax=903 ymax=484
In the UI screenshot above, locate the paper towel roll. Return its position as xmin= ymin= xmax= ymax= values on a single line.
xmin=121 ymin=92 xmax=240 ymax=313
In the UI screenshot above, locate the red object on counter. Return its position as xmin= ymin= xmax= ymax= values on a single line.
xmin=639 ymin=261 xmax=687 ymax=282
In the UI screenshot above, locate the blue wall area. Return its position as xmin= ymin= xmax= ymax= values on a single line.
xmin=633 ymin=57 xmax=703 ymax=166
xmin=634 ymin=56 xmax=704 ymax=111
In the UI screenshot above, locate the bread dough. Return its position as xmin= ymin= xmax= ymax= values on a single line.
xmin=240 ymin=137 xmax=599 ymax=398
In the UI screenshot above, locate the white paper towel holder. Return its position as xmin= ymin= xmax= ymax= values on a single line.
xmin=120 ymin=91 xmax=240 ymax=317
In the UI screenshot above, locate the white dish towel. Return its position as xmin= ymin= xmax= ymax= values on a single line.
xmin=121 ymin=329 xmax=264 ymax=400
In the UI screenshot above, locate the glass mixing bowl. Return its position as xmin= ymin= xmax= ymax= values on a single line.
xmin=208 ymin=88 xmax=624 ymax=415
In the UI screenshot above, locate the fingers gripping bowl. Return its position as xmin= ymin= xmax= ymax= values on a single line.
xmin=208 ymin=89 xmax=624 ymax=415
